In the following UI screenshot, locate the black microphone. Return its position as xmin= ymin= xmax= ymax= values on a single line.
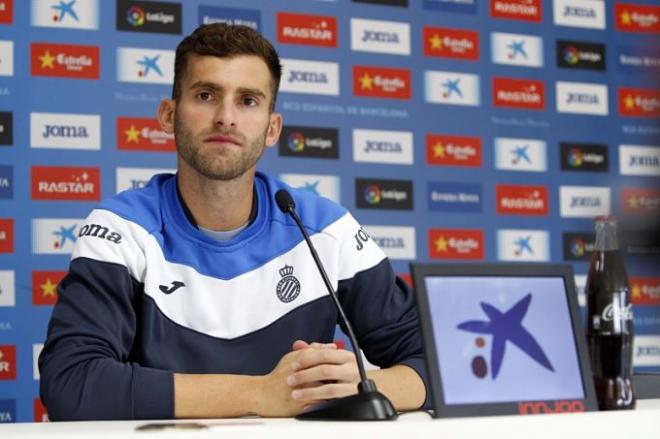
xmin=275 ymin=189 xmax=397 ymax=421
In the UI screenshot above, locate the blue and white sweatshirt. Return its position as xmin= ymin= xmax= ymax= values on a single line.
xmin=38 ymin=172 xmax=427 ymax=420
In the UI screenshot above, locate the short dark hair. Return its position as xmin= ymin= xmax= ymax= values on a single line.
xmin=172 ymin=23 xmax=282 ymax=110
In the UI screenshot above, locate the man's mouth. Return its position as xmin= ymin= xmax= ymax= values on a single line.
xmin=203 ymin=134 xmax=242 ymax=146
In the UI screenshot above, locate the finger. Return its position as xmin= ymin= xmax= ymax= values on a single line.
xmin=292 ymin=340 xmax=337 ymax=351
xmin=288 ymin=364 xmax=358 ymax=387
xmin=291 ymin=383 xmax=358 ymax=403
xmin=292 ymin=340 xmax=310 ymax=351
xmin=292 ymin=348 xmax=356 ymax=371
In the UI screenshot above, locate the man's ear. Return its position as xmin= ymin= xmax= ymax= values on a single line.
xmin=157 ymin=99 xmax=175 ymax=134
xmin=264 ymin=112 xmax=282 ymax=148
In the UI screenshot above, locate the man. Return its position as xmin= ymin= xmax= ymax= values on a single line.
xmin=39 ymin=23 xmax=427 ymax=420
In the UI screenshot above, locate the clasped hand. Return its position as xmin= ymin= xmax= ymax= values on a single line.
xmin=259 ymin=339 xmax=361 ymax=417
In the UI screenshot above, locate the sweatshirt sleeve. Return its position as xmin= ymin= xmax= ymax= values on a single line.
xmin=38 ymin=210 xmax=174 ymax=421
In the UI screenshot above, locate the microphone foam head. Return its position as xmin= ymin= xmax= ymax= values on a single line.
xmin=275 ymin=189 xmax=296 ymax=213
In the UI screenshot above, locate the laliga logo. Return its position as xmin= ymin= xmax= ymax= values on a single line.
xmin=127 ymin=6 xmax=146 ymax=26
xmin=287 ymin=132 xmax=305 ymax=152
xmin=364 ymin=184 xmax=381 ymax=204
xmin=568 ymin=148 xmax=583 ymax=167
xmin=563 ymin=46 xmax=580 ymax=65
xmin=457 ymin=293 xmax=554 ymax=379
xmin=570 ymin=238 xmax=586 ymax=257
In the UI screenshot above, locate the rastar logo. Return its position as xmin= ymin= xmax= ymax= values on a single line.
xmin=0 ymin=218 xmax=13 ymax=253
xmin=31 ymin=43 xmax=99 ymax=79
xmin=498 ymin=229 xmax=550 ymax=261
xmin=426 ymin=134 xmax=482 ymax=167
xmin=622 ymin=188 xmax=660 ymax=214
xmin=423 ymin=26 xmax=479 ymax=60
xmin=353 ymin=65 xmax=411 ymax=99
xmin=277 ymin=12 xmax=337 ymax=47
xmin=458 ymin=293 xmax=554 ymax=379
xmin=0 ymin=345 xmax=16 ymax=380
xmin=32 ymin=271 xmax=65 ymax=306
xmin=116 ymin=117 xmax=175 ymax=151
xmin=490 ymin=0 xmax=542 ymax=22
xmin=429 ymin=229 xmax=484 ymax=260
xmin=493 ymin=77 xmax=545 ymax=110
xmin=631 ymin=277 xmax=660 ymax=306
xmin=616 ymin=3 xmax=660 ymax=33
xmin=496 ymin=184 xmax=548 ymax=216
xmin=351 ymin=18 xmax=410 ymax=55
xmin=618 ymin=88 xmax=660 ymax=117
xmin=116 ymin=47 xmax=174 ymax=84
xmin=31 ymin=166 xmax=100 ymax=201
xmin=0 ymin=0 xmax=13 ymax=24
xmin=31 ymin=0 xmax=99 ymax=30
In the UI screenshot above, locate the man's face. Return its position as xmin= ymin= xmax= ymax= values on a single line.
xmin=164 ymin=54 xmax=281 ymax=181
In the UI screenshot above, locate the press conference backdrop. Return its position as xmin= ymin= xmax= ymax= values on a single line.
xmin=0 ymin=0 xmax=659 ymax=423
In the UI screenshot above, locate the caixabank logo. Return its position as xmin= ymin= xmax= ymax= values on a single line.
xmin=491 ymin=32 xmax=543 ymax=68
xmin=32 ymin=218 xmax=82 ymax=254
xmin=277 ymin=12 xmax=337 ymax=48
xmin=562 ymin=232 xmax=595 ymax=261
xmin=429 ymin=228 xmax=484 ymax=260
xmin=117 ymin=0 xmax=181 ymax=34
xmin=0 ymin=165 xmax=12 ymax=199
xmin=560 ymin=142 xmax=608 ymax=172
xmin=32 ymin=270 xmax=65 ymax=306
xmin=423 ymin=26 xmax=479 ymax=60
xmin=0 ymin=0 xmax=12 ymax=24
xmin=279 ymin=173 xmax=340 ymax=204
xmin=631 ymin=277 xmax=660 ymax=306
xmin=497 ymin=229 xmax=549 ymax=261
xmin=553 ymin=0 xmax=606 ymax=29
xmin=353 ymin=65 xmax=411 ymax=100
xmin=494 ymin=137 xmax=547 ymax=172
xmin=622 ymin=188 xmax=660 ymax=214
xmin=425 ymin=71 xmax=480 ymax=106
xmin=496 ymin=184 xmax=548 ymax=216
xmin=117 ymin=117 xmax=174 ymax=151
xmin=280 ymin=58 xmax=339 ymax=96
xmin=618 ymin=88 xmax=660 ymax=117
xmin=116 ymin=47 xmax=174 ymax=84
xmin=616 ymin=3 xmax=660 ymax=33
xmin=31 ymin=0 xmax=99 ymax=30
xmin=356 ymin=178 xmax=413 ymax=210
xmin=426 ymin=134 xmax=482 ymax=167
xmin=0 ymin=218 xmax=13 ymax=253
xmin=199 ymin=5 xmax=260 ymax=30
xmin=0 ymin=112 xmax=12 ymax=146
xmin=490 ymin=0 xmax=542 ymax=22
xmin=31 ymin=42 xmax=99 ymax=79
xmin=493 ymin=77 xmax=545 ymax=110
xmin=30 ymin=112 xmax=100 ymax=150
xmin=0 ymin=270 xmax=14 ymax=307
xmin=351 ymin=18 xmax=410 ymax=55
xmin=279 ymin=126 xmax=339 ymax=159
xmin=556 ymin=40 xmax=605 ymax=71
xmin=31 ymin=166 xmax=100 ymax=201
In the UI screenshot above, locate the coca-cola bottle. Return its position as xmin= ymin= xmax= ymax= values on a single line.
xmin=585 ymin=216 xmax=635 ymax=410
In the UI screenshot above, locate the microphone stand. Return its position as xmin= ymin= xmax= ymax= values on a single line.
xmin=276 ymin=190 xmax=397 ymax=421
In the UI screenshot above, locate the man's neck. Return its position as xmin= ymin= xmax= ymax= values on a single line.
xmin=176 ymin=164 xmax=256 ymax=232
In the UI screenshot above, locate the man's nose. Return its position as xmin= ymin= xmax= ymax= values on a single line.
xmin=214 ymin=98 xmax=237 ymax=127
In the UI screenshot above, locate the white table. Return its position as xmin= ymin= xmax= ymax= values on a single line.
xmin=2 ymin=399 xmax=660 ymax=439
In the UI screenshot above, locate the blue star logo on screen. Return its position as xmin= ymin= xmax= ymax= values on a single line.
xmin=507 ymin=40 xmax=527 ymax=60
xmin=457 ymin=293 xmax=554 ymax=379
xmin=441 ymin=78 xmax=463 ymax=98
xmin=52 ymin=0 xmax=79 ymax=22
xmin=302 ymin=180 xmax=320 ymax=196
xmin=52 ymin=224 xmax=78 ymax=249
xmin=513 ymin=235 xmax=533 ymax=256
xmin=511 ymin=144 xmax=531 ymax=165
xmin=137 ymin=55 xmax=163 ymax=78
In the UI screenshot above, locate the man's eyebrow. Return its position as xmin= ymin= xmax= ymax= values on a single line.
xmin=189 ymin=82 xmax=267 ymax=99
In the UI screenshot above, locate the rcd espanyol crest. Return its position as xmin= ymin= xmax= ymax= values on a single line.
xmin=276 ymin=264 xmax=300 ymax=303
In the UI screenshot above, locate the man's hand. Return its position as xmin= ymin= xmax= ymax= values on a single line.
xmin=287 ymin=340 xmax=361 ymax=406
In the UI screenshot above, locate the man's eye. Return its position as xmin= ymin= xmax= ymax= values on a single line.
xmin=197 ymin=92 xmax=212 ymax=101
xmin=243 ymin=97 xmax=258 ymax=106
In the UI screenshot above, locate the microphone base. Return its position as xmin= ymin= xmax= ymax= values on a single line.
xmin=295 ymin=390 xmax=398 ymax=421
